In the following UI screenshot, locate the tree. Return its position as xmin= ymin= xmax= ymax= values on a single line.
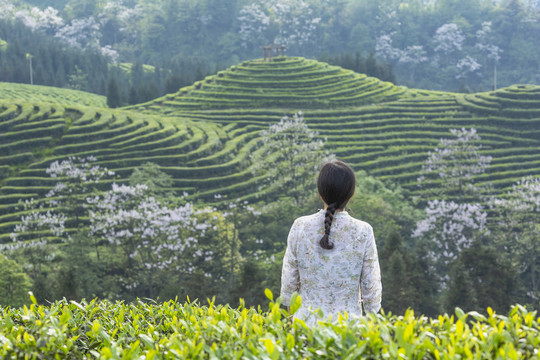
xmin=417 ymin=128 xmax=492 ymax=198
xmin=129 ymin=162 xmax=174 ymax=197
xmin=475 ymin=21 xmax=502 ymax=90
xmin=107 ymin=76 xmax=121 ymax=108
xmin=414 ymin=128 xmax=492 ymax=292
xmin=7 ymin=198 xmax=67 ymax=279
xmin=490 ymin=176 xmax=540 ymax=305
xmin=45 ymin=156 xmax=114 ymax=228
xmin=87 ymin=184 xmax=210 ymax=298
xmin=0 ymin=255 xmax=32 ymax=307
xmin=250 ymin=111 xmax=333 ymax=205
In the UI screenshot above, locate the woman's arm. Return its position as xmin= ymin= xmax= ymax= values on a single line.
xmin=360 ymin=225 xmax=382 ymax=313
xmin=280 ymin=221 xmax=300 ymax=307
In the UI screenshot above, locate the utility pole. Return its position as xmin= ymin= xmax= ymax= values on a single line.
xmin=26 ymin=53 xmax=33 ymax=85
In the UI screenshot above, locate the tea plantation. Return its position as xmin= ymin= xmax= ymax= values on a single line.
xmin=0 ymin=57 xmax=539 ymax=239
xmin=0 ymin=293 xmax=538 ymax=359
xmin=0 ymin=82 xmax=107 ymax=107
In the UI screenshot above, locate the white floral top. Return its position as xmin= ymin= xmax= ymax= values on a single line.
xmin=280 ymin=209 xmax=382 ymax=325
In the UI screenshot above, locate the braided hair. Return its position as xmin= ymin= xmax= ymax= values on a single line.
xmin=317 ymin=160 xmax=356 ymax=250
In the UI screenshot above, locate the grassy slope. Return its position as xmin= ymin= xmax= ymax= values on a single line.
xmin=0 ymin=57 xmax=539 ymax=241
xmin=0 ymin=82 xmax=107 ymax=107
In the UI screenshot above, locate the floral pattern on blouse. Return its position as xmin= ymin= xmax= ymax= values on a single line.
xmin=280 ymin=209 xmax=382 ymax=325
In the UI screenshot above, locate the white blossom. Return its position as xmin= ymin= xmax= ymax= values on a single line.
xmin=434 ymin=23 xmax=465 ymax=54
xmin=418 ymin=128 xmax=492 ymax=195
xmin=456 ymin=56 xmax=482 ymax=79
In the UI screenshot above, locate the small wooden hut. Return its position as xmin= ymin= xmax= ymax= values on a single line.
xmin=262 ymin=44 xmax=285 ymax=61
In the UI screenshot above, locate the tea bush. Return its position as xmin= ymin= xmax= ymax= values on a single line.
xmin=0 ymin=292 xmax=538 ymax=359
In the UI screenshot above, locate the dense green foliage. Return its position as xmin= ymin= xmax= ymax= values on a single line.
xmin=0 ymin=20 xmax=109 ymax=93
xmin=6 ymin=0 xmax=540 ymax=92
xmin=0 ymin=294 xmax=538 ymax=359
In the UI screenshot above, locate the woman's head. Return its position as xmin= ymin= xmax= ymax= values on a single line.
xmin=317 ymin=160 xmax=356 ymax=249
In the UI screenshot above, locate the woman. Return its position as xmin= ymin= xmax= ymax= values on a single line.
xmin=280 ymin=160 xmax=382 ymax=325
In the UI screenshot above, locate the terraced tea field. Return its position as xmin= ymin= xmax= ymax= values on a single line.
xmin=0 ymin=82 xmax=107 ymax=107
xmin=128 ymin=57 xmax=414 ymax=111
xmin=1 ymin=57 xmax=539 ymax=241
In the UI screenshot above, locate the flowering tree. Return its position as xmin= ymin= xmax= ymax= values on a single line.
xmin=417 ymin=128 xmax=492 ymax=198
xmin=5 ymin=199 xmax=67 ymax=278
xmin=412 ymin=199 xmax=488 ymax=279
xmin=434 ymin=23 xmax=465 ymax=56
xmin=375 ymin=33 xmax=402 ymax=62
xmin=475 ymin=21 xmax=502 ymax=89
xmin=415 ymin=128 xmax=493 ymax=290
xmin=490 ymin=177 xmax=540 ymax=302
xmin=251 ymin=111 xmax=333 ymax=205
xmin=87 ymin=183 xmax=210 ymax=297
xmin=237 ymin=0 xmax=322 ymax=55
xmin=46 ymin=156 xmax=114 ymax=226
xmin=456 ymin=56 xmax=482 ymax=80
xmin=5 ymin=156 xmax=111 ymax=278
xmin=54 ymin=17 xmax=101 ymax=50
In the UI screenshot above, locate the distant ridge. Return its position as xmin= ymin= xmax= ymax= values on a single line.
xmin=126 ymin=57 xmax=411 ymax=112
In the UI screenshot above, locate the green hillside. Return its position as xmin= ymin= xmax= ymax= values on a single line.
xmin=0 ymin=82 xmax=107 ymax=107
xmin=1 ymin=57 xmax=539 ymax=241
xmin=127 ymin=57 xmax=412 ymax=111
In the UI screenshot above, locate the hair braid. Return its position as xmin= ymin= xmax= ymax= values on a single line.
xmin=320 ymin=202 xmax=337 ymax=249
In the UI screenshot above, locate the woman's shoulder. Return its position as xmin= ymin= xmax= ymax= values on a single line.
xmin=341 ymin=213 xmax=374 ymax=234
xmin=293 ymin=210 xmax=324 ymax=226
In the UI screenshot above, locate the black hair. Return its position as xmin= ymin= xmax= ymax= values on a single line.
xmin=317 ymin=160 xmax=356 ymax=249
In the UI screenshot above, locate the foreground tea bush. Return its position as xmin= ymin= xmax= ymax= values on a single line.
xmin=0 ymin=293 xmax=538 ymax=359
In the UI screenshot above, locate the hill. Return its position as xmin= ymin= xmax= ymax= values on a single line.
xmin=0 ymin=57 xmax=539 ymax=241
xmin=0 ymin=82 xmax=107 ymax=107
xmin=127 ymin=57 xmax=411 ymax=111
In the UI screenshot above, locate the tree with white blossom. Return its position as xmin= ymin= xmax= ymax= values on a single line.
xmin=5 ymin=199 xmax=67 ymax=279
xmin=237 ymin=0 xmax=322 ymax=55
xmin=46 ymin=156 xmax=114 ymax=227
xmin=251 ymin=111 xmax=334 ymax=205
xmin=412 ymin=199 xmax=488 ymax=280
xmin=490 ymin=176 xmax=540 ymax=303
xmin=475 ymin=21 xmax=502 ymax=90
xmin=434 ymin=23 xmax=465 ymax=56
xmin=87 ymin=183 xmax=210 ymax=298
xmin=414 ymin=128 xmax=492 ymax=289
xmin=417 ymin=128 xmax=492 ymax=198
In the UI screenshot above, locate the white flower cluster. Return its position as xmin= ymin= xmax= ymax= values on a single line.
xmin=46 ymin=156 xmax=114 ymax=198
xmin=475 ymin=21 xmax=502 ymax=63
xmin=237 ymin=0 xmax=321 ymax=52
xmin=434 ymin=23 xmax=465 ymax=54
xmin=413 ymin=199 xmax=488 ymax=267
xmin=0 ymin=1 xmax=63 ymax=33
xmin=9 ymin=199 xmax=67 ymax=242
xmin=456 ymin=56 xmax=482 ymax=79
xmin=88 ymin=183 xmax=208 ymax=272
xmin=419 ymin=128 xmax=492 ymax=193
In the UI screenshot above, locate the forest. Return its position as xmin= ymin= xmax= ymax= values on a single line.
xmin=1 ymin=0 xmax=540 ymax=99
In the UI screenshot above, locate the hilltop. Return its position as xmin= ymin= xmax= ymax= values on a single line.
xmin=0 ymin=57 xmax=539 ymax=241
xmin=128 ymin=57 xmax=411 ymax=111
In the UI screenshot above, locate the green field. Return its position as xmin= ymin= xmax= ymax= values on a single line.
xmin=0 ymin=82 xmax=107 ymax=107
xmin=0 ymin=295 xmax=538 ymax=359
xmin=0 ymin=57 xmax=539 ymax=241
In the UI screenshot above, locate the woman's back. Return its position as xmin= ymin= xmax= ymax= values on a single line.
xmin=281 ymin=209 xmax=381 ymax=325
